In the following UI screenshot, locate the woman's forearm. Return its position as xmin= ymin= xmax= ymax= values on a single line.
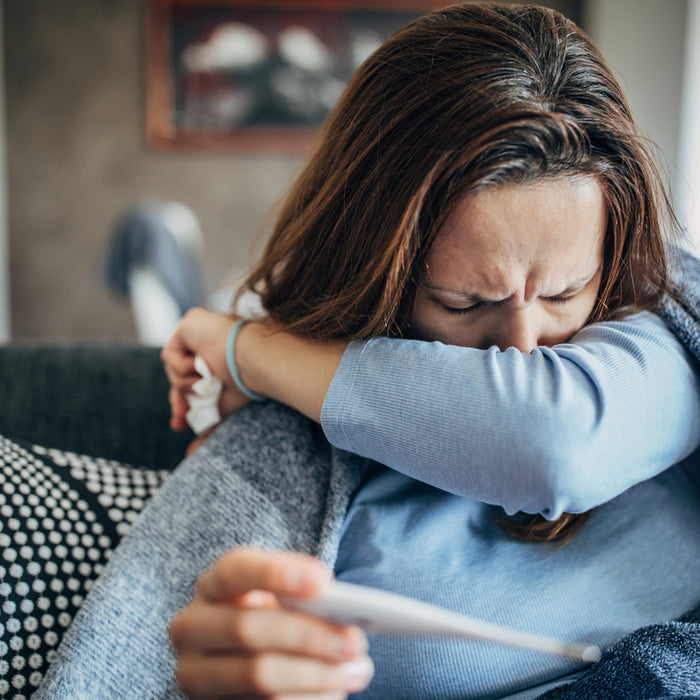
xmin=177 ymin=309 xmax=699 ymax=519
xmin=321 ymin=313 xmax=700 ymax=516
xmin=235 ymin=321 xmax=346 ymax=423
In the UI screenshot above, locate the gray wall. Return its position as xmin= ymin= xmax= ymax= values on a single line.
xmin=584 ymin=0 xmax=688 ymax=212
xmin=0 ymin=4 xmax=9 ymax=342
xmin=3 ymin=0 xmax=693 ymax=339
xmin=5 ymin=0 xmax=303 ymax=339
xmin=677 ymin=0 xmax=700 ymax=249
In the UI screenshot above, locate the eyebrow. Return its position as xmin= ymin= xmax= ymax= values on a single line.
xmin=423 ymin=266 xmax=601 ymax=303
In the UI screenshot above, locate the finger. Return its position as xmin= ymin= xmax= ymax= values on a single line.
xmin=164 ymin=371 xmax=198 ymax=395
xmin=273 ymin=693 xmax=348 ymax=700
xmin=171 ymin=417 xmax=188 ymax=433
xmin=185 ymin=434 xmax=210 ymax=456
xmin=236 ymin=692 xmax=347 ymax=700
xmin=169 ymin=388 xmax=191 ymax=432
xmin=161 ymin=336 xmax=197 ymax=364
xmin=161 ymin=334 xmax=185 ymax=361
xmin=171 ymin=602 xmax=367 ymax=662
xmin=198 ymin=549 xmax=330 ymax=603
xmin=176 ymin=652 xmax=374 ymax=698
xmin=163 ymin=359 xmax=199 ymax=390
xmin=170 ymin=386 xmax=189 ymax=415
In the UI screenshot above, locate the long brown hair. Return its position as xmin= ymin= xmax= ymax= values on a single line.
xmin=240 ymin=3 xmax=677 ymax=542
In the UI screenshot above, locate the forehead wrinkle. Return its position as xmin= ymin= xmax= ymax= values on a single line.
xmin=558 ymin=265 xmax=602 ymax=293
xmin=424 ymin=178 xmax=605 ymax=304
xmin=423 ymin=260 xmax=517 ymax=302
xmin=423 ymin=262 xmax=601 ymax=304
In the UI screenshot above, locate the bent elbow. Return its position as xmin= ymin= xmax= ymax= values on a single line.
xmin=513 ymin=423 xmax=607 ymax=519
xmin=506 ymin=350 xmax=609 ymax=517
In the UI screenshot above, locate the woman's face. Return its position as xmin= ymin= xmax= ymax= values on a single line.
xmin=412 ymin=177 xmax=606 ymax=351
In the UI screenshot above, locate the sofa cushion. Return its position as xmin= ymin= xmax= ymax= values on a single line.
xmin=0 ymin=343 xmax=191 ymax=469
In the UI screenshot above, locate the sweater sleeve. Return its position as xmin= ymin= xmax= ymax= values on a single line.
xmin=321 ymin=312 xmax=700 ymax=519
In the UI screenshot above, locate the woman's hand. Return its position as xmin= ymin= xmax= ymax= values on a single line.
xmin=163 ymin=306 xmax=347 ymax=438
xmin=161 ymin=308 xmax=250 ymax=434
xmin=170 ymin=548 xmax=374 ymax=700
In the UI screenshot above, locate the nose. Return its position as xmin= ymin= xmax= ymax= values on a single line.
xmin=492 ymin=308 xmax=540 ymax=353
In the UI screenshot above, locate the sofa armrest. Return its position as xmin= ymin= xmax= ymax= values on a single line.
xmin=0 ymin=342 xmax=192 ymax=469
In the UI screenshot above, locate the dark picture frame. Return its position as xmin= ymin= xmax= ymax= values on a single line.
xmin=144 ymin=0 xmax=445 ymax=153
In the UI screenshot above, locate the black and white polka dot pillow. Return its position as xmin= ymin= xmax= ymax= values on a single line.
xmin=0 ymin=435 xmax=170 ymax=699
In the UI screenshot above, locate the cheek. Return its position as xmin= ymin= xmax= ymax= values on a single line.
xmin=575 ymin=283 xmax=601 ymax=325
xmin=409 ymin=296 xmax=440 ymax=341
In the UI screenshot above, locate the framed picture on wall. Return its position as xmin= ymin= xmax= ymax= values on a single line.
xmin=144 ymin=0 xmax=445 ymax=153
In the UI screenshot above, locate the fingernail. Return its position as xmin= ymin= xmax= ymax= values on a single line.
xmin=331 ymin=635 xmax=355 ymax=659
xmin=332 ymin=629 xmax=367 ymax=659
xmin=354 ymin=629 xmax=369 ymax=655
xmin=284 ymin=566 xmax=320 ymax=593
xmin=339 ymin=656 xmax=374 ymax=692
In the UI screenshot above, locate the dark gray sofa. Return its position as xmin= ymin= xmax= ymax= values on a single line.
xmin=0 ymin=342 xmax=192 ymax=469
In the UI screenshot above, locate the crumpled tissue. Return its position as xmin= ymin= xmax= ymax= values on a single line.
xmin=186 ymin=355 xmax=222 ymax=435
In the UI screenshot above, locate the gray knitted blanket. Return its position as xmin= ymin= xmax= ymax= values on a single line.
xmin=33 ymin=406 xmax=370 ymax=699
xmin=659 ymin=246 xmax=700 ymax=361
xmin=34 ymin=248 xmax=700 ymax=700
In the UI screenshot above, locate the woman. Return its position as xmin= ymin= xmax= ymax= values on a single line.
xmin=35 ymin=3 xmax=700 ymax=699
xmin=161 ymin=3 xmax=700 ymax=698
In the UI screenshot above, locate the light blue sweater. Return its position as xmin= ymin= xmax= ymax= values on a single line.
xmin=35 ymin=256 xmax=700 ymax=699
xmin=323 ymin=313 xmax=700 ymax=518
xmin=323 ymin=312 xmax=700 ymax=698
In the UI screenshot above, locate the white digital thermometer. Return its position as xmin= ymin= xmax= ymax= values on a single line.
xmin=285 ymin=581 xmax=601 ymax=663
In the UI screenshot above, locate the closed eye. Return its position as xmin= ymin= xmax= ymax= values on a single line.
xmin=544 ymin=293 xmax=578 ymax=304
xmin=446 ymin=295 xmax=575 ymax=313
xmin=443 ymin=301 xmax=488 ymax=314
xmin=439 ymin=284 xmax=586 ymax=313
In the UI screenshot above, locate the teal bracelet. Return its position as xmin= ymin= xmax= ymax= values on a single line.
xmin=226 ymin=320 xmax=267 ymax=402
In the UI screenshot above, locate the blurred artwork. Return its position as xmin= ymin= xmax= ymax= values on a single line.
xmin=145 ymin=1 xmax=435 ymax=151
